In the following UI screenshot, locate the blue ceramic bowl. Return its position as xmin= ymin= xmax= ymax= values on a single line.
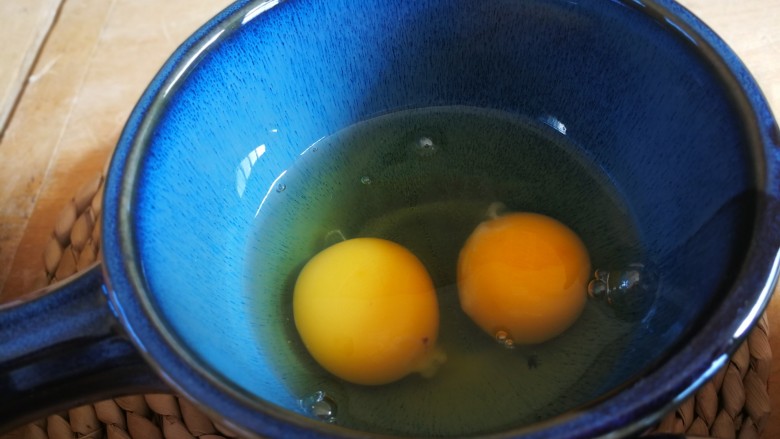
xmin=1 ymin=0 xmax=779 ymax=437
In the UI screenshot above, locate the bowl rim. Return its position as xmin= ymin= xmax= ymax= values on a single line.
xmin=101 ymin=0 xmax=780 ymax=437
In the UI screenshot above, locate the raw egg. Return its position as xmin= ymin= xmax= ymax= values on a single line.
xmin=457 ymin=212 xmax=591 ymax=344
xmin=293 ymin=237 xmax=444 ymax=385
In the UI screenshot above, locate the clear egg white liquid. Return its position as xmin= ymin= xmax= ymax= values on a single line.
xmin=248 ymin=106 xmax=645 ymax=436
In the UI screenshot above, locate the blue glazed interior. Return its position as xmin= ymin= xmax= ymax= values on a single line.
xmin=128 ymin=0 xmax=762 ymax=434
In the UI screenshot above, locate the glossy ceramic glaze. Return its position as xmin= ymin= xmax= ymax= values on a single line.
xmin=3 ymin=0 xmax=777 ymax=437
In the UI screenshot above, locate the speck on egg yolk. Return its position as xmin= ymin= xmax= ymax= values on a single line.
xmin=293 ymin=238 xmax=443 ymax=386
xmin=457 ymin=213 xmax=591 ymax=345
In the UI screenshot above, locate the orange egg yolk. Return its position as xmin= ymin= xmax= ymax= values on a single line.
xmin=293 ymin=238 xmax=444 ymax=385
xmin=457 ymin=212 xmax=591 ymax=345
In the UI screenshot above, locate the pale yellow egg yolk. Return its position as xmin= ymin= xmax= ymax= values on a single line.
xmin=293 ymin=238 xmax=443 ymax=386
xmin=457 ymin=213 xmax=591 ymax=345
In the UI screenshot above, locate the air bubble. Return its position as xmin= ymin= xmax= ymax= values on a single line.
xmin=300 ymin=391 xmax=337 ymax=423
xmin=360 ymin=176 xmax=372 ymax=185
xmin=495 ymin=330 xmax=516 ymax=349
xmin=276 ymin=183 xmax=286 ymax=193
xmin=413 ymin=136 xmax=438 ymax=157
xmin=587 ymin=263 xmax=658 ymax=321
xmin=587 ymin=279 xmax=608 ymax=300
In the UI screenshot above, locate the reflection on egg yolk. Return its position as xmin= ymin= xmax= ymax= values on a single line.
xmin=293 ymin=238 xmax=444 ymax=386
xmin=457 ymin=213 xmax=591 ymax=345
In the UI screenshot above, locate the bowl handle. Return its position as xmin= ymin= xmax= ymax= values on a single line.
xmin=0 ymin=263 xmax=167 ymax=433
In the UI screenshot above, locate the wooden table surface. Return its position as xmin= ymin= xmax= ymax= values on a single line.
xmin=1 ymin=0 xmax=778 ymax=436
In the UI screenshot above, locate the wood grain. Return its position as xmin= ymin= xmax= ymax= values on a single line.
xmin=0 ymin=0 xmax=777 ymax=437
xmin=0 ymin=0 xmax=116 ymax=295
xmin=0 ymin=0 xmax=233 ymax=295
xmin=0 ymin=0 xmax=63 ymax=135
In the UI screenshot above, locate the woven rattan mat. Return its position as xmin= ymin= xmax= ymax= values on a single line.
xmin=2 ymin=175 xmax=772 ymax=439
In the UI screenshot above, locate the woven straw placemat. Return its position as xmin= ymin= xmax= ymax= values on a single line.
xmin=1 ymin=175 xmax=772 ymax=439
